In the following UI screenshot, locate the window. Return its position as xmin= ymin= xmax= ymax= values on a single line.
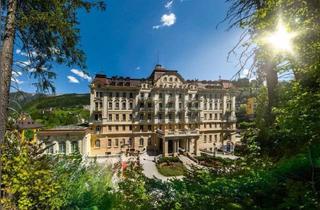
xmin=148 ymin=113 xmax=152 ymax=120
xmin=129 ymin=125 xmax=132 ymax=131
xmin=122 ymin=125 xmax=125 ymax=131
xmin=148 ymin=102 xmax=152 ymax=108
xmin=140 ymin=102 xmax=144 ymax=108
xmin=108 ymin=92 xmax=112 ymax=98
xmin=115 ymin=125 xmax=119 ymax=131
xmin=209 ymin=103 xmax=213 ymax=110
xmin=96 ymin=126 xmax=101 ymax=133
xmin=71 ymin=141 xmax=78 ymax=152
xmin=99 ymin=102 xmax=103 ymax=109
xmin=122 ymin=139 xmax=125 ymax=145
xmin=115 ymin=102 xmax=119 ymax=110
xmin=204 ymin=135 xmax=207 ymax=143
xmin=214 ymin=103 xmax=218 ymax=110
xmin=159 ymin=103 xmax=163 ymax=108
xmin=122 ymin=102 xmax=126 ymax=110
xmin=122 ymin=92 xmax=126 ymax=97
xmin=159 ymin=93 xmax=163 ymax=98
xmin=179 ymin=94 xmax=182 ymax=99
xmin=148 ymin=137 xmax=152 ymax=145
xmin=210 ymin=114 xmax=212 ymax=119
xmin=115 ymin=139 xmax=119 ymax=147
xmin=158 ymin=113 xmax=162 ymax=120
xmin=108 ymin=125 xmax=112 ymax=131
xmin=209 ymin=135 xmax=212 ymax=143
xmin=129 ymin=114 xmax=133 ymax=121
xmin=129 ymin=102 xmax=133 ymax=109
xmin=169 ymin=77 xmax=173 ymax=82
xmin=115 ymin=114 xmax=119 ymax=121
xmin=215 ymin=113 xmax=218 ymax=120
xmin=107 ymin=139 xmax=112 ymax=147
xmin=108 ymin=102 xmax=112 ymax=109
xmin=215 ymin=134 xmax=218 ymax=142
xmin=116 ymin=92 xmax=119 ymax=97
xmin=204 ymin=114 xmax=207 ymax=120
xmin=189 ymin=94 xmax=192 ymax=99
xmin=140 ymin=113 xmax=144 ymax=120
xmin=139 ymin=138 xmax=144 ymax=146
xmin=148 ymin=125 xmax=152 ymax=131
xmin=140 ymin=93 xmax=144 ymax=98
xmin=122 ymin=114 xmax=126 ymax=121
xmin=129 ymin=92 xmax=133 ymax=98
xmin=179 ymin=103 xmax=182 ymax=109
xmin=129 ymin=138 xmax=133 ymax=146
xmin=95 ymin=139 xmax=101 ymax=148
xmin=140 ymin=125 xmax=144 ymax=132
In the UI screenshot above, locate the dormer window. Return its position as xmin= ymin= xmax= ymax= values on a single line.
xmin=169 ymin=77 xmax=173 ymax=82
xmin=164 ymin=77 xmax=167 ymax=81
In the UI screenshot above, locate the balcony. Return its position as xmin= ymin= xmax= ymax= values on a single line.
xmin=156 ymin=129 xmax=200 ymax=138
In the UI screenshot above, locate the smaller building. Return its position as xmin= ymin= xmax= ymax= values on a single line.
xmin=37 ymin=125 xmax=89 ymax=155
xmin=16 ymin=113 xmax=43 ymax=142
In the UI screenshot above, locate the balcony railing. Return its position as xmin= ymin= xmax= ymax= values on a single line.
xmin=157 ymin=129 xmax=200 ymax=137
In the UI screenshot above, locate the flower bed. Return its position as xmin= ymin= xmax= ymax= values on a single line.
xmin=156 ymin=157 xmax=187 ymax=176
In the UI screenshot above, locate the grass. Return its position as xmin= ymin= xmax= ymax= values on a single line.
xmin=156 ymin=157 xmax=187 ymax=176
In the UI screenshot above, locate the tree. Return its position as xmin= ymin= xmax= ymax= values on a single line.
xmin=1 ymin=131 xmax=63 ymax=209
xmin=0 ymin=0 xmax=105 ymax=188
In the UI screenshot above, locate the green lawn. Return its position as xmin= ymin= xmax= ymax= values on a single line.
xmin=156 ymin=162 xmax=187 ymax=176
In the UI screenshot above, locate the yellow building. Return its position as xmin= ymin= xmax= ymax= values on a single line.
xmin=16 ymin=113 xmax=43 ymax=142
xmin=89 ymin=65 xmax=237 ymax=157
xmin=246 ymin=97 xmax=256 ymax=115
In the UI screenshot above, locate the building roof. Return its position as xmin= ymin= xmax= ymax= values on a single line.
xmin=16 ymin=113 xmax=43 ymax=130
xmin=38 ymin=125 xmax=88 ymax=137
xmin=92 ymin=64 xmax=234 ymax=89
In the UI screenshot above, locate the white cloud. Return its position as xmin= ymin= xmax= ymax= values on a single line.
xmin=16 ymin=60 xmax=31 ymax=67
xmin=16 ymin=49 xmax=38 ymax=57
xmin=11 ymin=77 xmax=24 ymax=84
xmin=67 ymin=76 xmax=80 ymax=83
xmin=136 ymin=66 xmax=141 ymax=70
xmin=12 ymin=71 xmax=22 ymax=77
xmin=165 ymin=0 xmax=173 ymax=9
xmin=153 ymin=13 xmax=176 ymax=29
xmin=162 ymin=13 xmax=176 ymax=26
xmin=70 ymin=68 xmax=92 ymax=82
xmin=240 ymin=69 xmax=249 ymax=78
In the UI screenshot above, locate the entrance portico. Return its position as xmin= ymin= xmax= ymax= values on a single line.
xmin=156 ymin=129 xmax=200 ymax=157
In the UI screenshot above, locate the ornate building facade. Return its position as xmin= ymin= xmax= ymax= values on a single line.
xmin=89 ymin=65 xmax=237 ymax=157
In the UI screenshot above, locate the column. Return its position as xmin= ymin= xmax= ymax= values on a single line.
xmin=66 ymin=140 xmax=71 ymax=155
xmin=176 ymin=140 xmax=179 ymax=153
xmin=187 ymin=139 xmax=190 ymax=153
xmin=173 ymin=140 xmax=177 ymax=156
xmin=194 ymin=138 xmax=199 ymax=156
xmin=53 ymin=140 xmax=59 ymax=154
xmin=163 ymin=140 xmax=168 ymax=157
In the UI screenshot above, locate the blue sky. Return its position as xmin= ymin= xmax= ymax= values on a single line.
xmin=12 ymin=0 xmax=243 ymax=94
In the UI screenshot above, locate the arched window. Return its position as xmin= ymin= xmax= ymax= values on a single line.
xmin=95 ymin=139 xmax=101 ymax=148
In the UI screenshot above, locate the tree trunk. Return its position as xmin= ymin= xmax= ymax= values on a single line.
xmin=0 ymin=0 xmax=17 ymax=194
xmin=264 ymin=60 xmax=278 ymax=126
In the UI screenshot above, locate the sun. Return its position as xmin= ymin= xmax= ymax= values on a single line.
xmin=265 ymin=19 xmax=297 ymax=54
